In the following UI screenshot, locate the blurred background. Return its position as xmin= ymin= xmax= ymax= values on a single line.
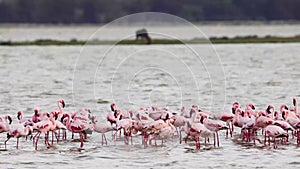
xmin=0 ymin=0 xmax=299 ymax=24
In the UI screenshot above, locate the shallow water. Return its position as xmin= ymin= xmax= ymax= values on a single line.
xmin=0 ymin=43 xmax=300 ymax=168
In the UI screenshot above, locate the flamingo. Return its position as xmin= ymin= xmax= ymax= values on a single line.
xmin=5 ymin=124 xmax=33 ymax=149
xmin=62 ymin=113 xmax=91 ymax=148
xmin=245 ymin=103 xmax=256 ymax=116
xmin=292 ymin=97 xmax=299 ymax=117
xmin=17 ymin=111 xmax=33 ymax=126
xmin=264 ymin=125 xmax=288 ymax=149
xmin=213 ymin=109 xmax=235 ymax=138
xmin=106 ymin=103 xmax=119 ymax=126
xmin=183 ymin=120 xmax=211 ymax=150
xmin=32 ymin=112 xmax=53 ymax=150
xmin=142 ymin=113 xmax=173 ymax=146
xmin=200 ymin=113 xmax=228 ymax=147
xmin=115 ymin=114 xmax=134 ymax=145
xmin=54 ymin=99 xmax=65 ymax=123
xmin=54 ymin=117 xmax=67 ymax=142
xmin=32 ymin=108 xmax=43 ymax=123
xmin=0 ymin=115 xmax=12 ymax=132
xmin=92 ymin=119 xmax=115 ymax=145
xmin=153 ymin=120 xmax=175 ymax=145
xmin=180 ymin=106 xmax=190 ymax=118
xmin=0 ymin=115 xmax=12 ymax=148
xmin=171 ymin=113 xmax=189 ymax=142
xmin=265 ymin=105 xmax=275 ymax=118
xmin=132 ymin=113 xmax=154 ymax=147
xmin=282 ymin=108 xmax=300 ymax=129
xmin=282 ymin=108 xmax=300 ymax=144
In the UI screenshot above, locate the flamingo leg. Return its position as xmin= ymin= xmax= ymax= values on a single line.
xmin=52 ymin=131 xmax=54 ymax=145
xmin=264 ymin=132 xmax=267 ymax=146
xmin=32 ymin=132 xmax=39 ymax=146
xmin=213 ymin=133 xmax=216 ymax=147
xmin=113 ymin=130 xmax=118 ymax=145
xmin=130 ymin=132 xmax=133 ymax=145
xmin=16 ymin=138 xmax=19 ymax=149
xmin=226 ymin=128 xmax=228 ymax=139
xmin=217 ymin=131 xmax=220 ymax=147
xmin=4 ymin=137 xmax=11 ymax=149
xmin=35 ymin=132 xmax=41 ymax=150
xmin=80 ymin=133 xmax=84 ymax=148
xmin=274 ymin=137 xmax=277 ymax=149
xmin=104 ymin=134 xmax=108 ymax=145
xmin=229 ymin=122 xmax=233 ymax=137
xmin=54 ymin=131 xmax=59 ymax=143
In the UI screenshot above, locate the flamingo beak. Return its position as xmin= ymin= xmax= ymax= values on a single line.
xmin=232 ymin=107 xmax=235 ymax=114
xmin=200 ymin=116 xmax=204 ymax=123
xmin=17 ymin=113 xmax=21 ymax=120
xmin=252 ymin=105 xmax=255 ymax=110
xmin=282 ymin=111 xmax=286 ymax=120
xmin=284 ymin=105 xmax=288 ymax=110
xmin=293 ymin=98 xmax=296 ymax=106
xmin=8 ymin=116 xmax=12 ymax=124
xmin=34 ymin=109 xmax=39 ymax=115
xmin=62 ymin=100 xmax=65 ymax=108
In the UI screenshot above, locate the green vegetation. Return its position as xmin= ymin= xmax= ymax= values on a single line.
xmin=1 ymin=36 xmax=300 ymax=46
xmin=210 ymin=35 xmax=300 ymax=44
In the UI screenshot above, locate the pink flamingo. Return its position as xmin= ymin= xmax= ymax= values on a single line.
xmin=292 ymin=97 xmax=299 ymax=117
xmin=63 ymin=113 xmax=90 ymax=148
xmin=152 ymin=120 xmax=175 ymax=145
xmin=5 ymin=124 xmax=33 ymax=149
xmin=245 ymin=103 xmax=256 ymax=116
xmin=200 ymin=112 xmax=228 ymax=147
xmin=32 ymin=108 xmax=43 ymax=123
xmin=114 ymin=114 xmax=134 ymax=145
xmin=54 ymin=99 xmax=65 ymax=122
xmin=282 ymin=108 xmax=300 ymax=129
xmin=231 ymin=101 xmax=240 ymax=114
xmin=265 ymin=105 xmax=275 ymax=118
xmin=282 ymin=108 xmax=300 ymax=144
xmin=171 ymin=113 xmax=189 ymax=142
xmin=213 ymin=109 xmax=235 ymax=138
xmin=254 ymin=112 xmax=274 ymax=130
xmin=230 ymin=102 xmax=240 ymax=133
xmin=32 ymin=113 xmax=53 ymax=150
xmin=183 ymin=120 xmax=211 ymax=150
xmin=92 ymin=119 xmax=115 ymax=145
xmin=142 ymin=114 xmax=172 ymax=146
xmin=0 ymin=115 xmax=12 ymax=132
xmin=17 ymin=111 xmax=33 ymax=126
xmin=0 ymin=115 xmax=12 ymax=148
xmin=180 ymin=106 xmax=189 ymax=118
xmin=106 ymin=103 xmax=119 ymax=126
xmin=264 ymin=125 xmax=288 ymax=149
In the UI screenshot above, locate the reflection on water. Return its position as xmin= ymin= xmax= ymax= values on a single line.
xmin=0 ymin=43 xmax=299 ymax=168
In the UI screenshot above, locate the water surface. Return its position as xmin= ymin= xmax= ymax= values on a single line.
xmin=0 ymin=43 xmax=299 ymax=168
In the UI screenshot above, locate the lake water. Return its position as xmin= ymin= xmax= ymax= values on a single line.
xmin=0 ymin=42 xmax=299 ymax=169
xmin=1 ymin=23 xmax=300 ymax=41
xmin=0 ymin=23 xmax=300 ymax=168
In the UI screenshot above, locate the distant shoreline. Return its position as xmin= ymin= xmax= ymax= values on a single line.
xmin=1 ymin=21 xmax=300 ymax=27
xmin=1 ymin=35 xmax=300 ymax=46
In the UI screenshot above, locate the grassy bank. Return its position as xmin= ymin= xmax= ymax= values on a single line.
xmin=1 ymin=35 xmax=300 ymax=46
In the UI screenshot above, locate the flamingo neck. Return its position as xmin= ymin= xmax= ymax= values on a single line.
xmin=58 ymin=101 xmax=64 ymax=114
xmin=295 ymin=99 xmax=299 ymax=115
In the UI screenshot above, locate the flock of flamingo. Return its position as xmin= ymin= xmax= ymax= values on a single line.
xmin=0 ymin=97 xmax=299 ymax=150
